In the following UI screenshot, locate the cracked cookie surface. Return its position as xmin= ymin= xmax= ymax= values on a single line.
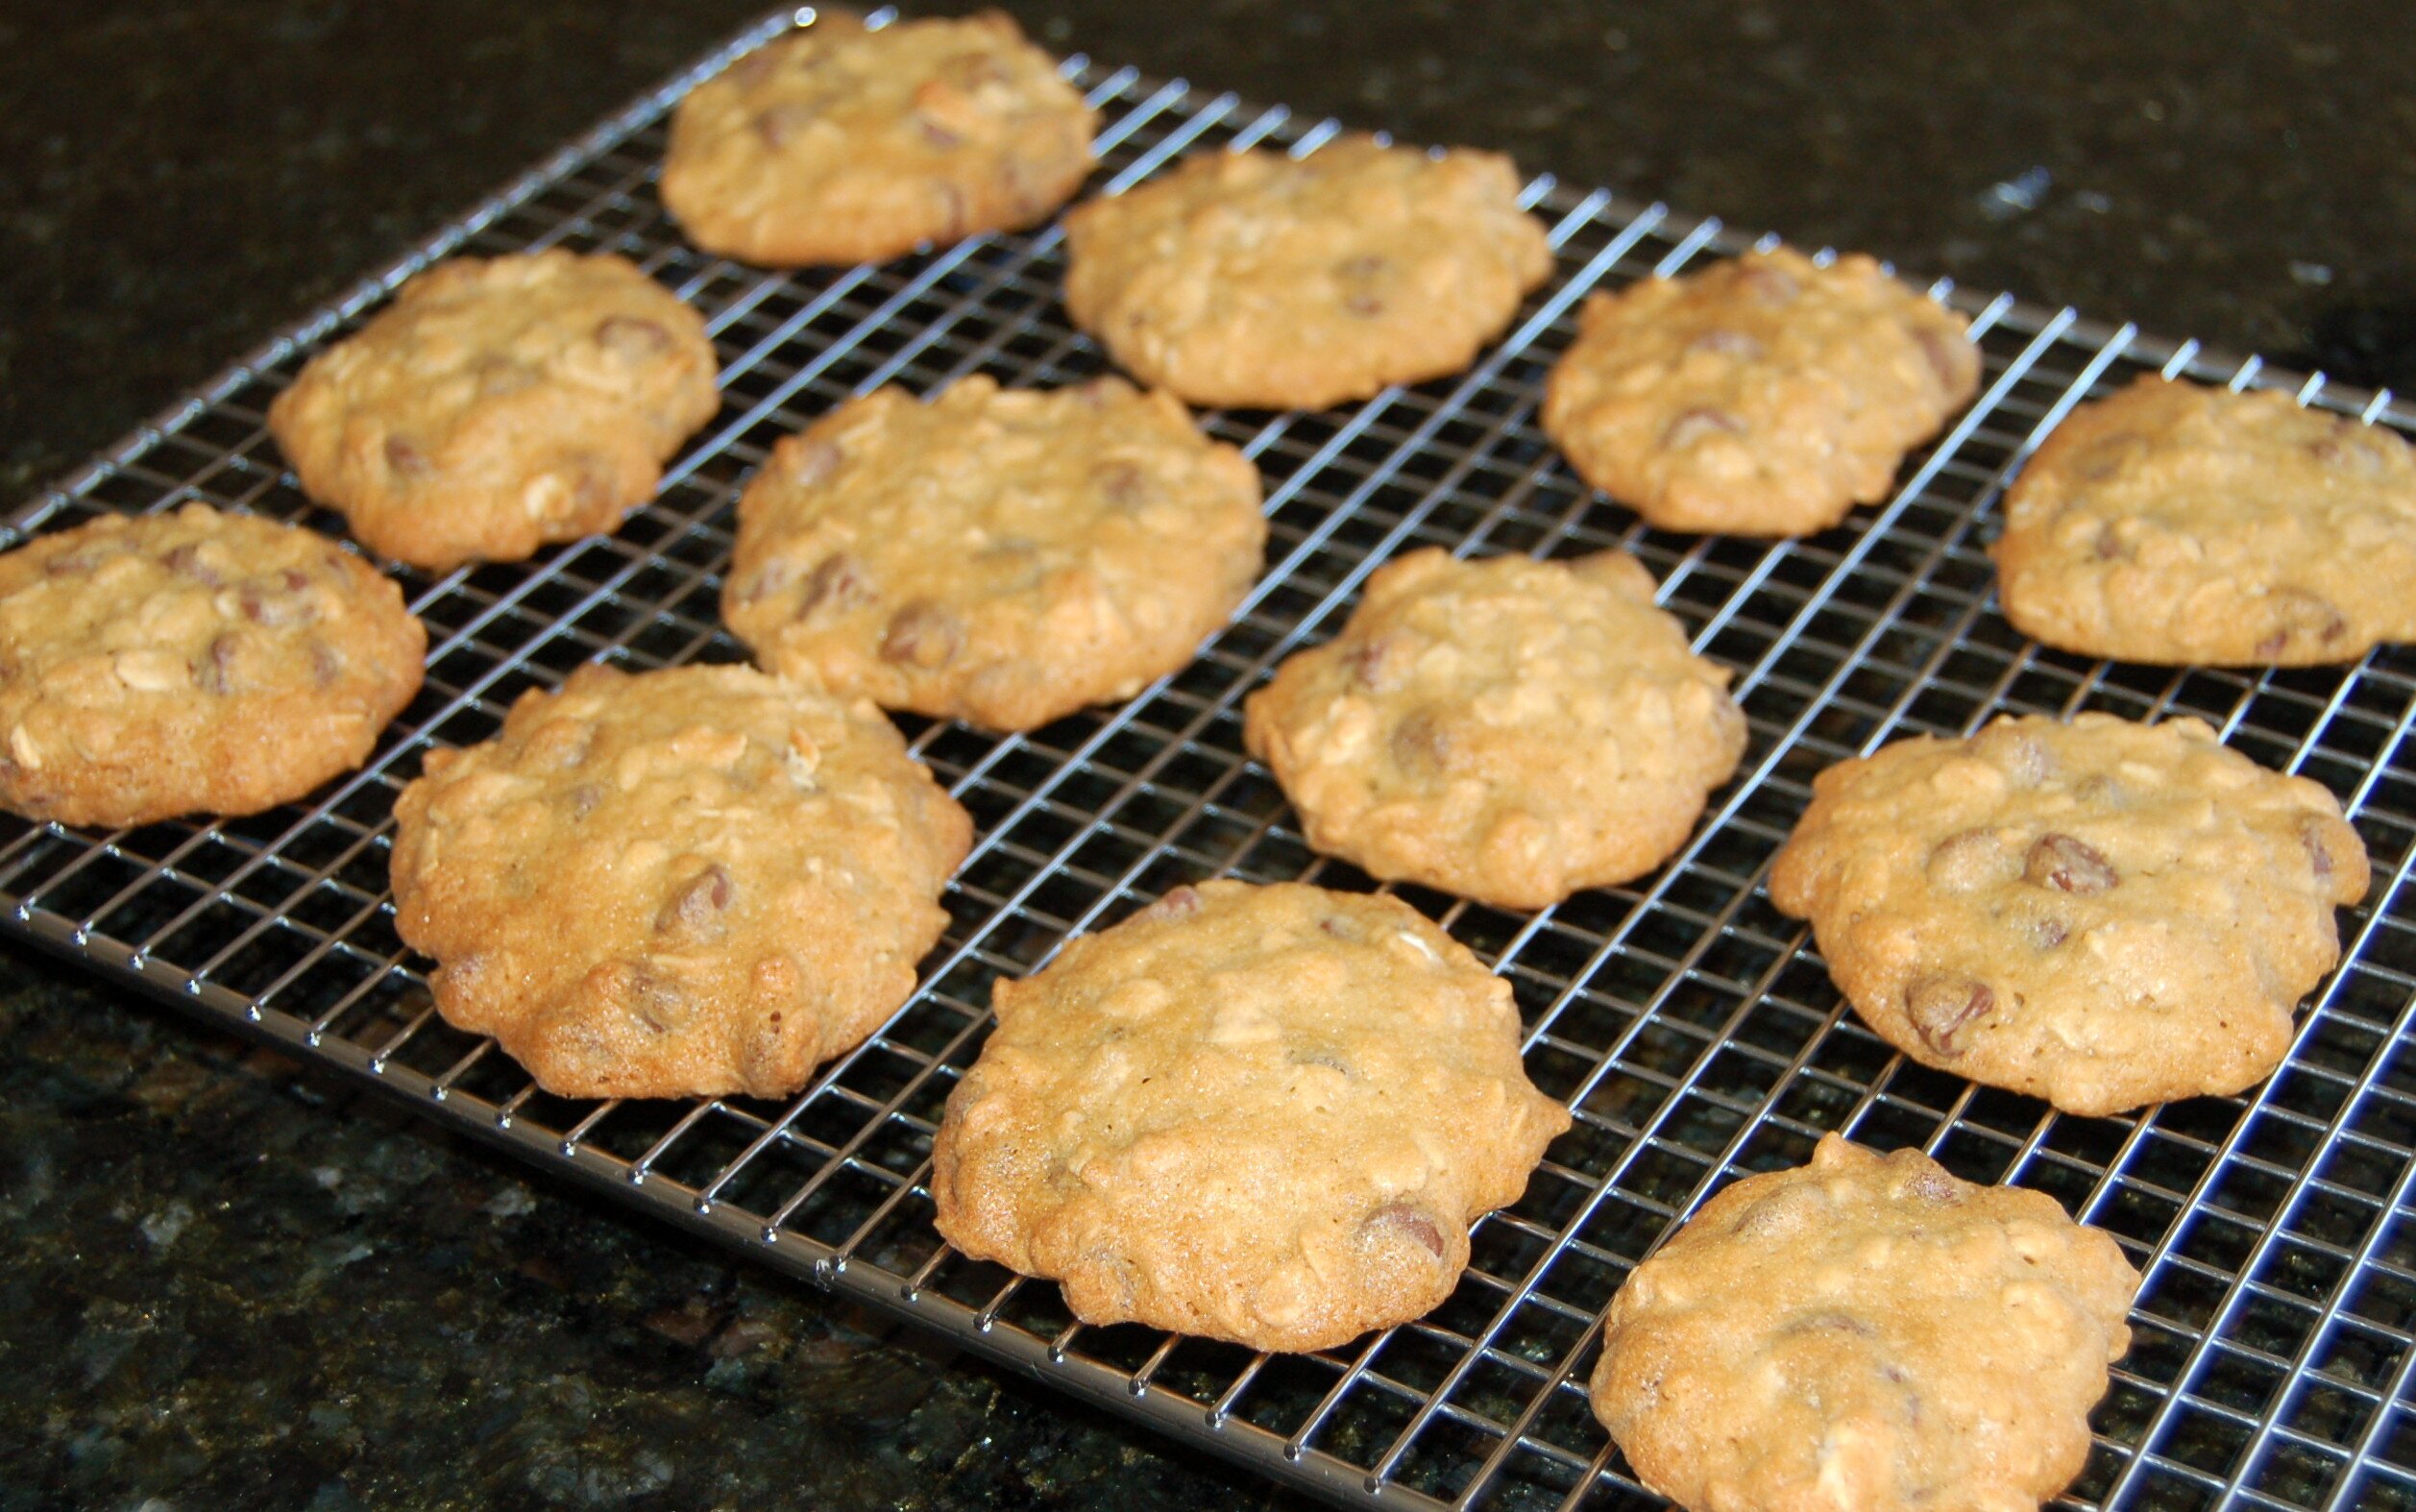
xmin=1991 ymin=376 xmax=2416 ymax=665
xmin=930 ymin=880 xmax=1571 ymax=1352
xmin=389 ymin=662 xmax=971 ymax=1101
xmin=1590 ymin=1134 xmax=2138 ymax=1512
xmin=1062 ymin=135 xmax=1553 ymax=410
xmin=1769 ymin=713 xmax=2369 ymax=1115
xmin=1243 ymin=549 xmax=1745 ymax=909
xmin=0 ymin=504 xmax=425 ymax=827
xmin=660 ymin=11 xmax=1096 ymax=267
xmin=723 ymin=376 xmax=1265 ymax=732
xmin=1541 ymin=248 xmax=1979 ymax=535
xmin=269 ymin=250 xmax=720 ymax=571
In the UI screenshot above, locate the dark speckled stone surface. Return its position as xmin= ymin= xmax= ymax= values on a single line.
xmin=5 ymin=2 xmax=2416 ymax=1505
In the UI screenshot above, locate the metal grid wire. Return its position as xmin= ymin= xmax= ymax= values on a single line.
xmin=7 ymin=9 xmax=2416 ymax=1508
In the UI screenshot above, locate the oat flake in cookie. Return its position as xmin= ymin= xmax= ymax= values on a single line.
xmin=1541 ymin=248 xmax=1980 ymax=536
xmin=1243 ymin=549 xmax=1746 ymax=910
xmin=389 ymin=663 xmax=971 ymax=1102
xmin=1992 ymin=375 xmax=2416 ymax=665
xmin=931 ymin=880 xmax=1570 ymax=1353
xmin=268 ymin=250 xmax=720 ymax=571
xmin=1769 ymin=713 xmax=2369 ymax=1116
xmin=0 ymin=504 xmax=425 ymax=828
xmin=1590 ymin=1134 xmax=2138 ymax=1512
xmin=658 ymin=11 xmax=1097 ymax=267
xmin=1062 ymin=135 xmax=1554 ymax=410
xmin=723 ymin=376 xmax=1265 ymax=733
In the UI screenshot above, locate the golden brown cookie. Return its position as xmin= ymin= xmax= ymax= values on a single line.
xmin=389 ymin=662 xmax=971 ymax=1101
xmin=1062 ymin=135 xmax=1554 ymax=410
xmin=268 ymin=250 xmax=720 ymax=571
xmin=0 ymin=504 xmax=425 ymax=828
xmin=1991 ymin=376 xmax=2416 ymax=665
xmin=1769 ymin=713 xmax=2369 ymax=1116
xmin=1541 ymin=249 xmax=1980 ymax=535
xmin=658 ymin=11 xmax=1097 ymax=267
xmin=1242 ymin=549 xmax=1745 ymax=910
xmin=930 ymin=880 xmax=1571 ymax=1352
xmin=1590 ymin=1134 xmax=2138 ymax=1512
xmin=722 ymin=376 xmax=1265 ymax=732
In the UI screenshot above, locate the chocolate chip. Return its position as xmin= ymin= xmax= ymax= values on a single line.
xmin=1335 ymin=254 xmax=1389 ymax=317
xmin=754 ymin=102 xmax=818 ymax=148
xmin=1925 ymin=828 xmax=2011 ymax=893
xmin=305 ymin=638 xmax=344 ymax=688
xmin=194 ymin=633 xmax=244 ymax=695
xmin=239 ymin=573 xmax=320 ymax=628
xmin=799 ymin=553 xmax=873 ymax=616
xmin=43 ymin=546 xmax=114 ymax=576
xmin=1781 ymin=1309 xmax=1878 ymax=1337
xmin=1735 ymin=261 xmax=1801 ymax=305
xmin=1389 ymin=710 xmax=1452 ymax=772
xmin=1347 ymin=635 xmax=1403 ymax=692
xmin=1095 ymin=460 xmax=1148 ymax=508
xmin=915 ymin=113 xmax=966 ymax=150
xmin=2073 ymin=434 xmax=2141 ymax=482
xmin=2309 ymin=431 xmax=2390 ymax=476
xmin=880 ymin=602 xmax=961 ymax=668
xmin=384 ymin=436 xmax=432 ymax=479
xmin=1140 ymin=884 xmax=1203 ymax=921
xmin=2075 ymin=773 xmax=2125 ymax=807
xmin=1911 ymin=325 xmax=1969 ymax=391
xmin=786 ymin=436 xmax=842 ymax=489
xmin=1905 ymin=976 xmax=1995 ymax=1056
xmin=2253 ymin=589 xmax=2349 ymax=660
xmin=2303 ymin=817 xmax=2354 ymax=890
xmin=2027 ymin=915 xmax=2069 ymax=950
xmin=594 ymin=315 xmax=672 ymax=360
xmin=472 ymin=355 xmax=539 ymax=398
xmin=1730 ymin=1184 xmax=1826 ymax=1239
xmin=161 ymin=543 xmax=224 ymax=587
xmin=565 ymin=783 xmax=605 ymax=819
xmin=2092 ymin=525 xmax=2127 ymax=560
xmin=1366 ymin=1203 xmax=1447 ymax=1259
xmin=1661 ymin=406 xmax=1746 ymax=450
xmin=728 ymin=47 xmax=780 ymax=88
xmin=2024 ymin=833 xmax=2116 ymax=894
xmin=736 ymin=559 xmax=794 ymax=606
xmin=1970 ymin=723 xmax=2053 ymax=786
xmin=629 ymin=969 xmax=685 ymax=1035
xmin=1901 ymin=1166 xmax=1965 ymax=1204
xmin=656 ymin=863 xmax=737 ymax=938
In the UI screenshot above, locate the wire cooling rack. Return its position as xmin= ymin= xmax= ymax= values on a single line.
xmin=8 ymin=8 xmax=2416 ymax=1509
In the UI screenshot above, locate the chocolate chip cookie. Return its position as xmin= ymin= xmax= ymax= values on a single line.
xmin=931 ymin=880 xmax=1571 ymax=1353
xmin=389 ymin=662 xmax=971 ymax=1101
xmin=1542 ymin=249 xmax=1981 ymax=536
xmin=722 ymin=376 xmax=1265 ymax=732
xmin=1591 ymin=1134 xmax=2138 ymax=1512
xmin=1062 ymin=135 xmax=1554 ymax=410
xmin=1769 ymin=713 xmax=2369 ymax=1116
xmin=659 ymin=11 xmax=1097 ymax=267
xmin=1242 ymin=549 xmax=1746 ymax=909
xmin=269 ymin=250 xmax=720 ymax=571
xmin=0 ymin=504 xmax=425 ymax=828
xmin=1992 ymin=376 xmax=2416 ymax=665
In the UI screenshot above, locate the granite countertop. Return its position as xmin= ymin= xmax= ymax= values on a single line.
xmin=4 ymin=3 xmax=2414 ymax=1507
